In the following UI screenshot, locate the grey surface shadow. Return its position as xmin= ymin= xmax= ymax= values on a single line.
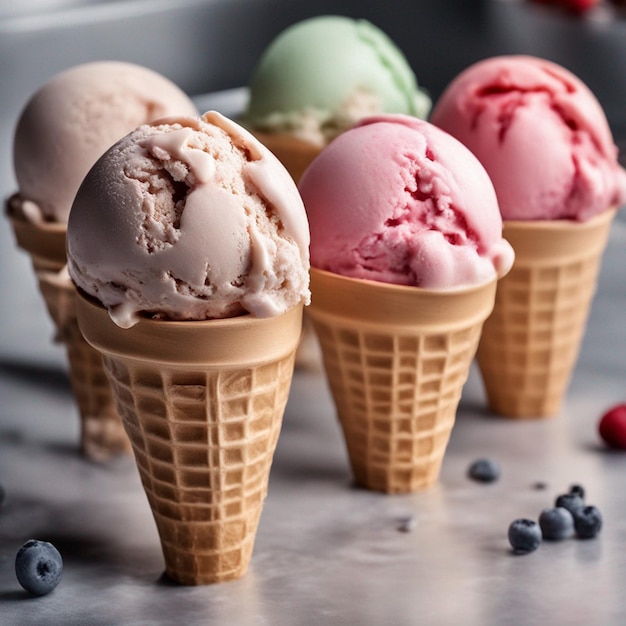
xmin=457 ymin=398 xmax=504 ymax=421
xmin=12 ymin=514 xmax=161 ymax=576
xmin=0 ymin=357 xmax=71 ymax=394
xmin=271 ymin=455 xmax=351 ymax=487
xmin=0 ymin=423 xmax=80 ymax=459
xmin=0 ymin=590 xmax=36 ymax=601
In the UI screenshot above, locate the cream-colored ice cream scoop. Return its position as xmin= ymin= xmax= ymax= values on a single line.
xmin=67 ymin=111 xmax=310 ymax=328
xmin=13 ymin=61 xmax=198 ymax=224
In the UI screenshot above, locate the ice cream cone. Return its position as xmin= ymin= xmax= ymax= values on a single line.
xmin=476 ymin=208 xmax=616 ymax=419
xmin=308 ymin=268 xmax=498 ymax=493
xmin=76 ymin=292 xmax=303 ymax=585
xmin=7 ymin=203 xmax=129 ymax=459
xmin=250 ymin=132 xmax=322 ymax=184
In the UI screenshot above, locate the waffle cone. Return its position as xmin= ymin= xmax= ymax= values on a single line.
xmin=476 ymin=208 xmax=616 ymax=419
xmin=251 ymin=131 xmax=322 ymax=184
xmin=8 ymin=205 xmax=66 ymax=273
xmin=308 ymin=268 xmax=497 ymax=493
xmin=76 ymin=292 xmax=303 ymax=584
xmin=7 ymin=209 xmax=129 ymax=459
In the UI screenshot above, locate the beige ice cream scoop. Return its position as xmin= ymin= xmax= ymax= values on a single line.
xmin=7 ymin=61 xmax=197 ymax=460
xmin=67 ymin=111 xmax=310 ymax=327
xmin=13 ymin=61 xmax=198 ymax=224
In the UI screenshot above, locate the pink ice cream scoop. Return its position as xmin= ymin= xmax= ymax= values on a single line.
xmin=430 ymin=55 xmax=626 ymax=221
xmin=67 ymin=111 xmax=310 ymax=328
xmin=298 ymin=114 xmax=513 ymax=289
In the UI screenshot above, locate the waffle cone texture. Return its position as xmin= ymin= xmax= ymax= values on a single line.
xmin=8 ymin=209 xmax=129 ymax=459
xmin=76 ymin=293 xmax=303 ymax=584
xmin=308 ymin=268 xmax=498 ymax=494
xmin=476 ymin=208 xmax=616 ymax=419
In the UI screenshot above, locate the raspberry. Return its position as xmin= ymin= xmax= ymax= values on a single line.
xmin=598 ymin=403 xmax=626 ymax=449
xmin=528 ymin=0 xmax=599 ymax=13
xmin=561 ymin=0 xmax=599 ymax=13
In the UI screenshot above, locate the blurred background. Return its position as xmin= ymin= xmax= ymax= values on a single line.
xmin=2 ymin=0 xmax=626 ymax=197
xmin=2 ymin=6 xmax=626 ymax=622
xmin=2 ymin=0 xmax=625 ymax=359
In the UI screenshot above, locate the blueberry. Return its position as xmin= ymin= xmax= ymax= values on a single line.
xmin=508 ymin=519 xmax=542 ymax=553
xmin=15 ymin=539 xmax=63 ymax=596
xmin=467 ymin=458 xmax=500 ymax=483
xmin=555 ymin=493 xmax=585 ymax=515
xmin=569 ymin=484 xmax=585 ymax=500
xmin=538 ymin=507 xmax=575 ymax=541
xmin=397 ymin=516 xmax=416 ymax=533
xmin=573 ymin=505 xmax=603 ymax=539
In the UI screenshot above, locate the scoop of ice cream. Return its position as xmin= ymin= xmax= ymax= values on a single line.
xmin=243 ymin=16 xmax=431 ymax=146
xmin=67 ymin=111 xmax=310 ymax=328
xmin=298 ymin=115 xmax=514 ymax=289
xmin=430 ymin=55 xmax=626 ymax=221
xmin=13 ymin=61 xmax=198 ymax=224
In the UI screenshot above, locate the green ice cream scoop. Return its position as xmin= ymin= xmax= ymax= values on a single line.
xmin=244 ymin=15 xmax=431 ymax=139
